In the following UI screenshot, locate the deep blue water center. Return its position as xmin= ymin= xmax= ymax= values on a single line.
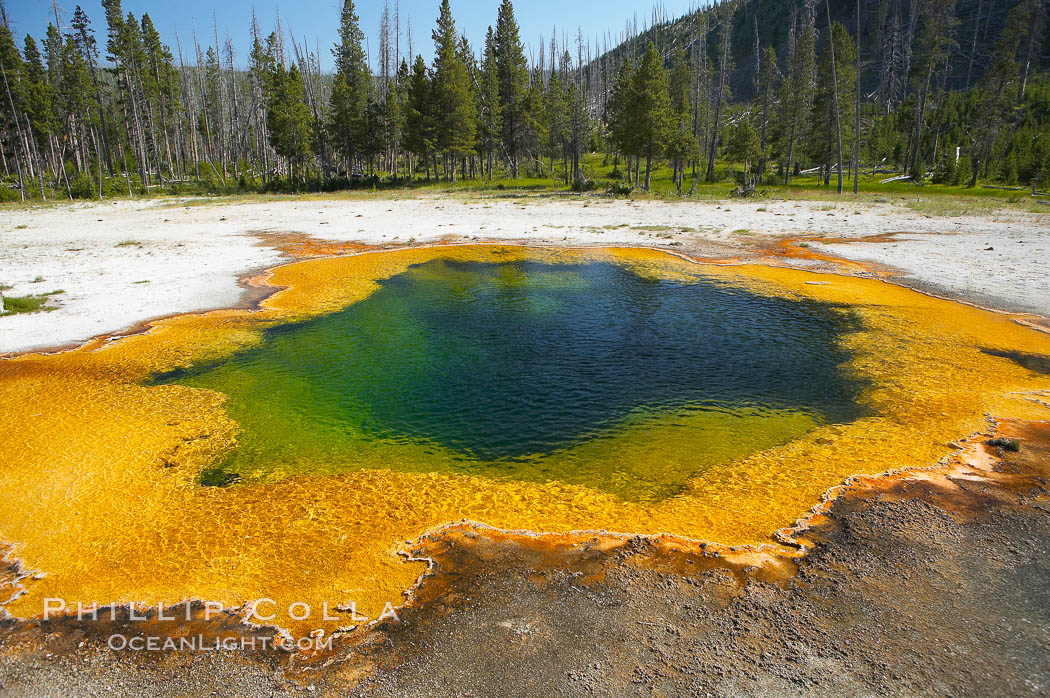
xmin=158 ymin=259 xmax=865 ymax=484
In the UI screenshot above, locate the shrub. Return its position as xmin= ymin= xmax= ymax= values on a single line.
xmin=954 ymin=156 xmax=973 ymax=186
xmin=931 ymin=151 xmax=957 ymax=184
xmin=70 ymin=172 xmax=98 ymax=199
xmin=0 ymin=183 xmax=21 ymax=202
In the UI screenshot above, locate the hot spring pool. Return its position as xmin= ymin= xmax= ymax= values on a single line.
xmin=154 ymin=257 xmax=865 ymax=501
xmin=6 ymin=244 xmax=1049 ymax=634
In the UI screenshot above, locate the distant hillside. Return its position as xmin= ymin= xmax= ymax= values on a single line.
xmin=590 ymin=0 xmax=1036 ymax=102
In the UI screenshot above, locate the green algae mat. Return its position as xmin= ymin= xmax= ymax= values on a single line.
xmin=155 ymin=257 xmax=865 ymax=501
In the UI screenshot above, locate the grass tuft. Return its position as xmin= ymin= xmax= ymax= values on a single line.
xmin=630 ymin=224 xmax=675 ymax=232
xmin=1 ymin=290 xmax=63 ymax=316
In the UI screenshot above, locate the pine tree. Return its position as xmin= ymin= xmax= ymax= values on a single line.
xmin=755 ymin=45 xmax=781 ymax=180
xmin=705 ymin=7 xmax=734 ymax=181
xmin=0 ymin=23 xmax=26 ymax=196
xmin=388 ymin=59 xmax=408 ymax=179
xmin=967 ymin=0 xmax=1024 ymax=186
xmin=329 ymin=0 xmax=371 ymax=174
xmin=21 ymin=35 xmax=57 ymax=156
xmin=59 ymin=34 xmax=97 ymax=181
xmin=522 ymin=77 xmax=545 ymax=176
xmin=493 ymin=0 xmax=529 ymax=177
xmin=43 ymin=22 xmax=66 ymax=180
xmin=19 ymin=34 xmax=54 ymax=197
xmin=430 ymin=0 xmax=476 ymax=181
xmin=140 ymin=13 xmax=178 ymax=179
xmin=267 ymin=62 xmax=312 ymax=182
xmin=201 ymin=46 xmax=224 ymax=165
xmin=777 ymin=2 xmax=817 ymax=185
xmin=809 ymin=20 xmax=856 ymax=188
xmin=286 ymin=64 xmax=314 ymax=177
xmin=853 ymin=0 xmax=862 ymax=194
xmin=362 ymin=97 xmax=386 ymax=174
xmin=728 ymin=118 xmax=761 ymax=188
xmin=545 ymin=55 xmax=568 ymax=181
xmin=607 ymin=58 xmax=638 ymax=182
xmin=43 ymin=24 xmax=62 ymax=99
xmin=1015 ymin=0 xmax=1047 ymax=103
xmin=906 ymin=0 xmax=959 ymax=177
xmin=101 ymin=0 xmax=150 ymax=187
xmin=72 ymin=5 xmax=114 ymax=177
xmin=478 ymin=27 xmax=502 ymax=179
xmin=403 ymin=55 xmax=434 ymax=179
xmin=983 ymin=0 xmax=1048 ymax=183
xmin=691 ymin=19 xmax=712 ymax=179
xmin=631 ymin=42 xmax=672 ymax=190
xmin=248 ymin=21 xmax=275 ymax=180
xmin=564 ymin=51 xmax=589 ymax=186
xmin=458 ymin=35 xmax=480 ymax=179
xmin=666 ymin=47 xmax=698 ymax=191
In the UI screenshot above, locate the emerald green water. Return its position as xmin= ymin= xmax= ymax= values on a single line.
xmin=155 ymin=259 xmax=865 ymax=501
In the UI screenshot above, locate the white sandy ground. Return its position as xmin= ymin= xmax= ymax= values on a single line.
xmin=808 ymin=230 xmax=1050 ymax=316
xmin=0 ymin=194 xmax=1048 ymax=353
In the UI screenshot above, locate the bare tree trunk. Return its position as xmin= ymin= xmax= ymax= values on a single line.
xmin=47 ymin=134 xmax=58 ymax=180
xmin=23 ymin=113 xmax=46 ymax=200
xmin=644 ymin=139 xmax=653 ymax=190
xmin=213 ymin=17 xmax=228 ymax=180
xmin=193 ymin=31 xmax=214 ymax=173
xmin=80 ymin=30 xmax=115 ymax=175
xmin=0 ymin=56 xmax=25 ymax=201
xmin=826 ymin=0 xmax=844 ymax=194
xmin=122 ymin=136 xmax=133 ymax=196
xmin=1017 ymin=0 xmax=1046 ymax=103
xmin=0 ymin=133 xmax=9 ymax=176
xmin=965 ymin=0 xmax=983 ymax=89
xmin=58 ymin=141 xmax=73 ymax=199
xmin=909 ymin=66 xmax=933 ymax=176
xmin=124 ymin=67 xmax=150 ymax=187
xmin=706 ymin=12 xmax=732 ymax=181
xmin=92 ymin=128 xmax=103 ymax=199
xmin=691 ymin=22 xmax=705 ymax=179
xmin=854 ymin=0 xmax=861 ymax=194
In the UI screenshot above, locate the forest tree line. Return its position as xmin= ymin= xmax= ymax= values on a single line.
xmin=0 ymin=0 xmax=1047 ymax=201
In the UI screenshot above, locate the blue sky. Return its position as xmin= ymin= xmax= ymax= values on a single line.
xmin=5 ymin=0 xmax=707 ymax=70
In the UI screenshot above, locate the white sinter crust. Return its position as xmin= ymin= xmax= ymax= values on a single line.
xmin=1 ymin=195 xmax=1047 ymax=354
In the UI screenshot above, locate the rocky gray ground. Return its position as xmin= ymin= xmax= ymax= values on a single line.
xmin=2 ymin=424 xmax=1048 ymax=697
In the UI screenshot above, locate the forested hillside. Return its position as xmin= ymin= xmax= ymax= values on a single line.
xmin=0 ymin=0 xmax=1047 ymax=200
xmin=594 ymin=0 xmax=1036 ymax=100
